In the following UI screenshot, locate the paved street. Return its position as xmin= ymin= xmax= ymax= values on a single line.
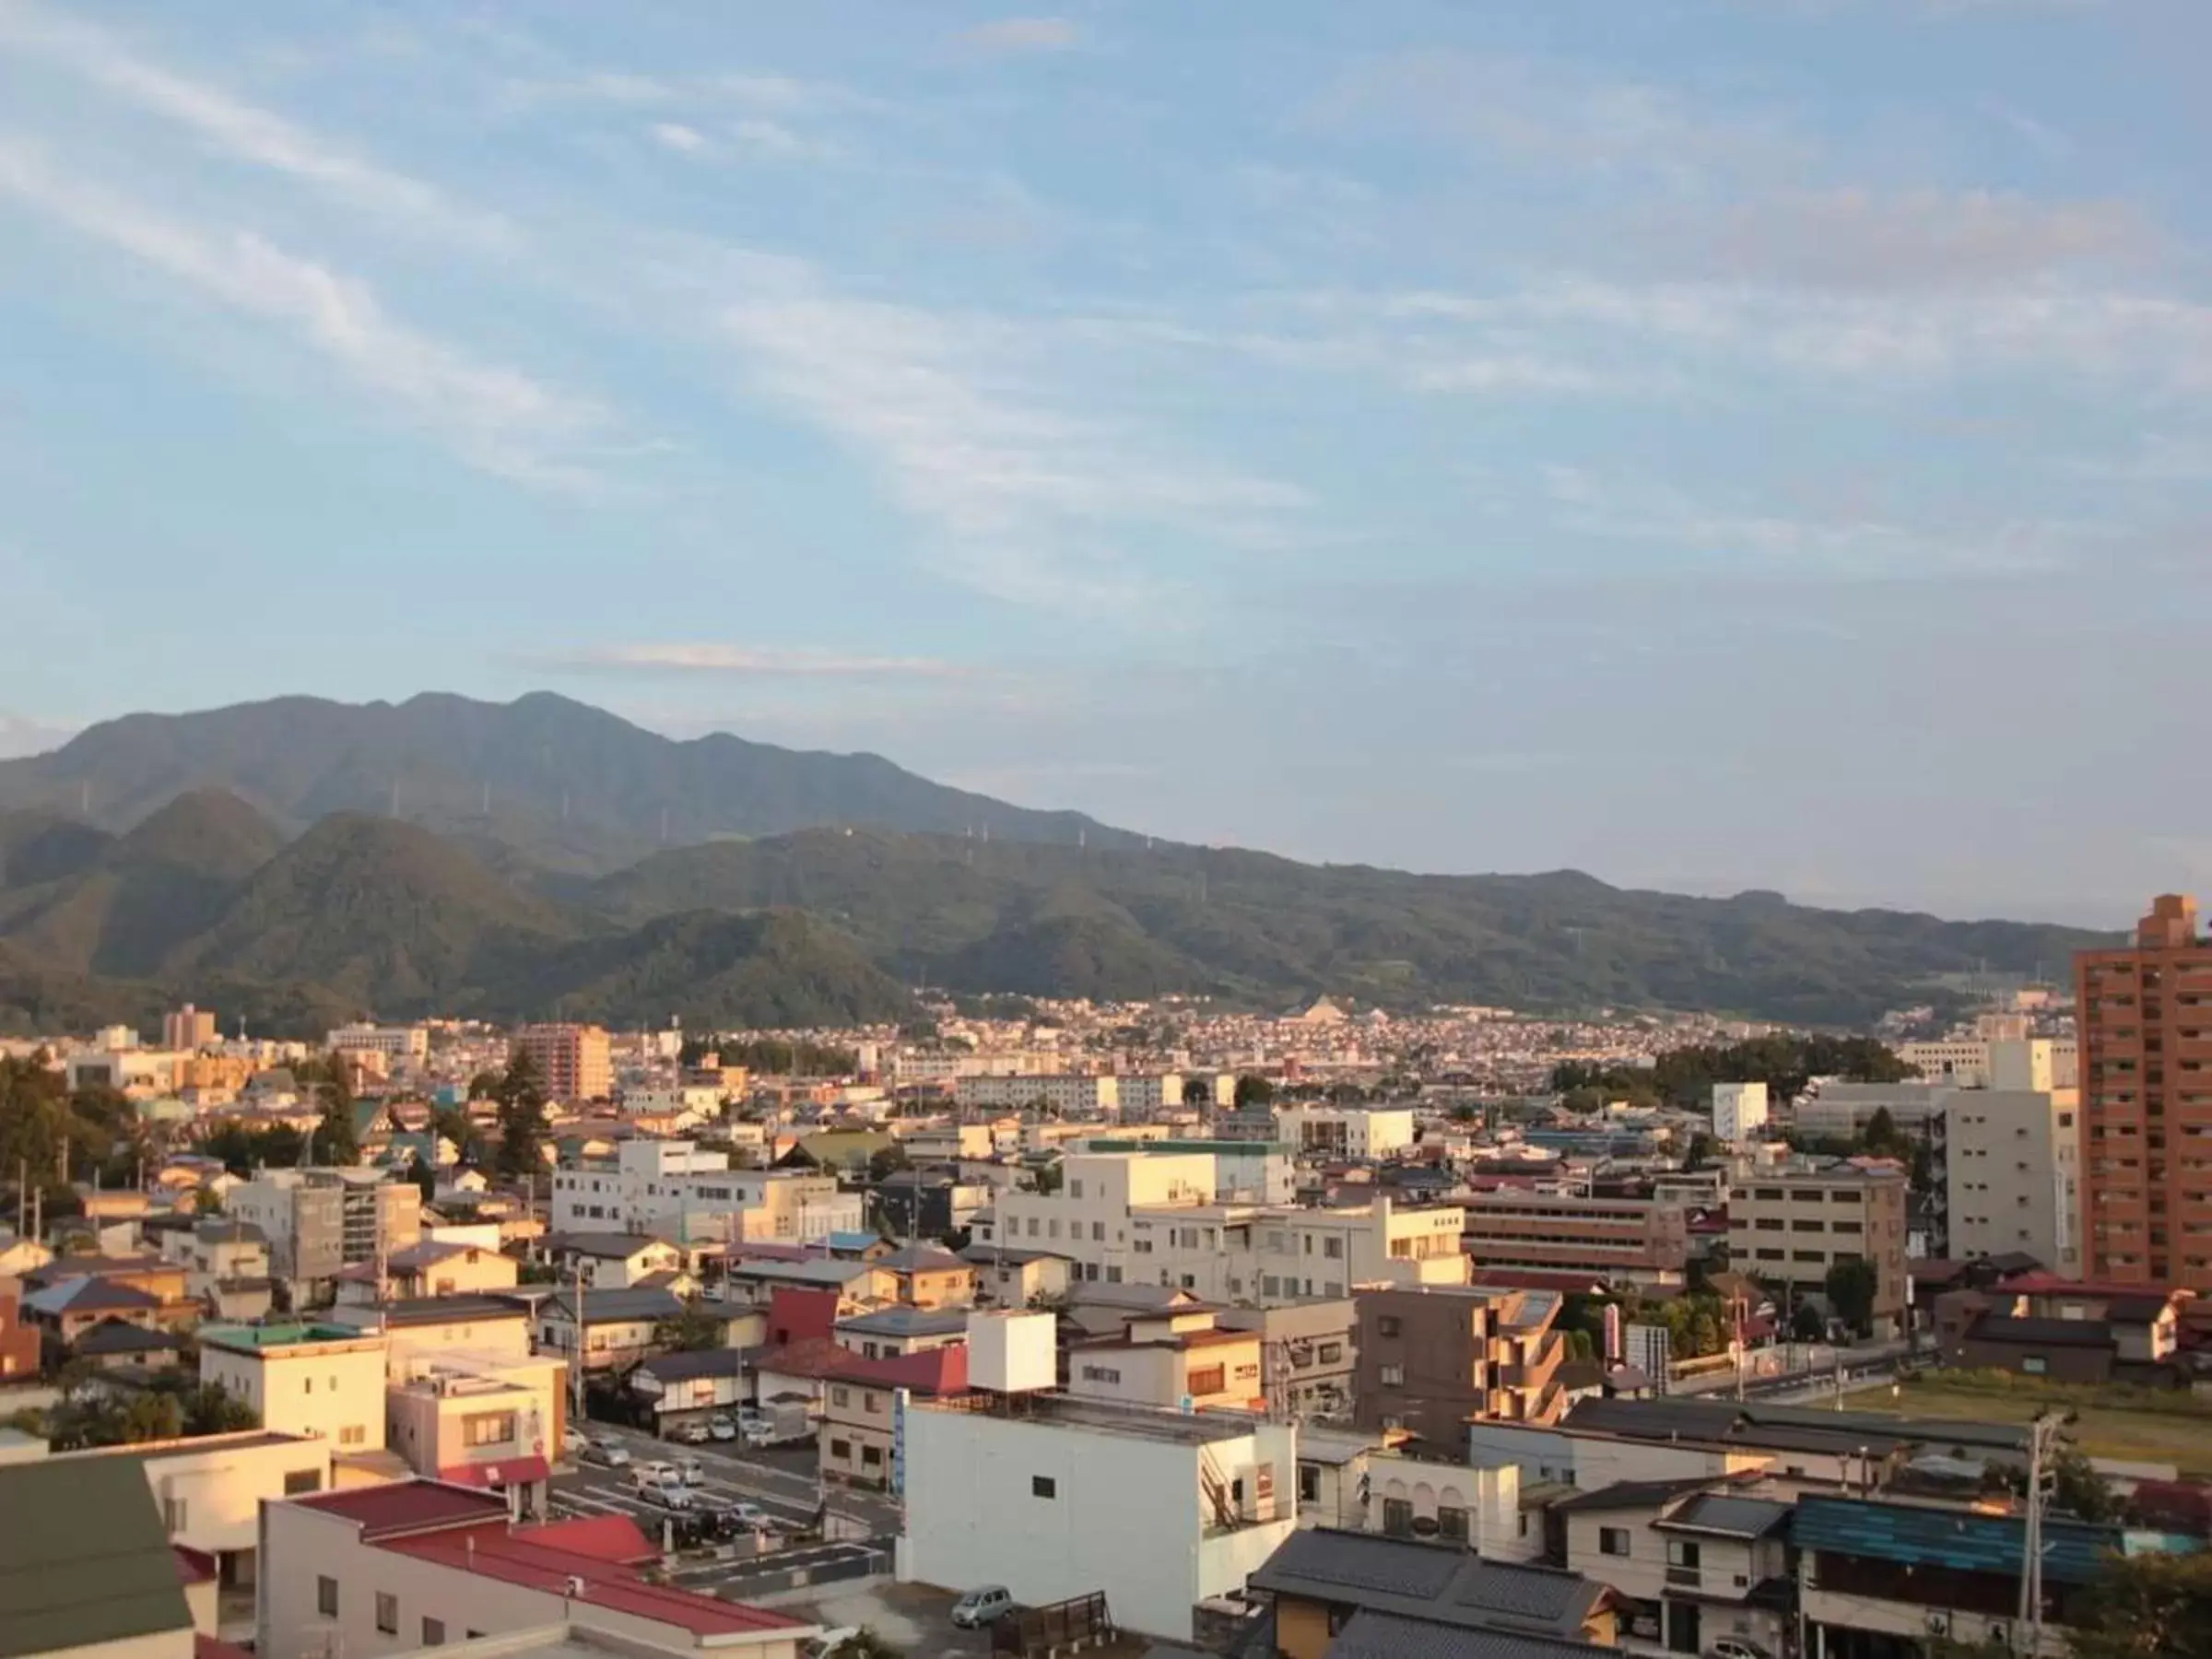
xmin=549 ymin=1418 xmax=902 ymax=1594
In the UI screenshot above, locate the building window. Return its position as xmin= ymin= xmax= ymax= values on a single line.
xmin=317 ymin=1577 xmax=338 ymax=1618
xmin=463 ymin=1411 xmax=517 ymax=1449
xmin=284 ymin=1468 xmax=323 ymax=1496
xmin=831 ymin=1386 xmax=851 ymax=1407
xmin=1438 ymin=1506 xmax=1468 ymax=1542
xmin=865 ymin=1392 xmax=883 ymax=1414
xmin=1382 ymin=1499 xmax=1414 ymax=1536
xmin=1299 ymin=1463 xmax=1322 ymax=1504
xmin=1377 ymin=1316 xmax=1402 ymax=1338
xmin=830 ymin=1439 xmax=852 ymax=1460
xmin=422 ymin=1619 xmax=446 ymax=1647
xmin=1188 ymin=1365 xmax=1226 ymax=1395
xmin=1599 ymin=1527 xmax=1630 ymax=1557
xmin=163 ymin=1497 xmax=188 ymax=1533
xmin=862 ymin=1445 xmax=884 ymax=1467
xmin=1318 ymin=1342 xmax=1343 ymax=1364
xmin=1080 ymin=1365 xmax=1121 ymax=1384
xmin=1032 ymin=1476 xmax=1057 ymax=1499
xmin=376 ymin=1593 xmax=399 ymax=1635
xmin=1666 ymin=1539 xmax=1701 ymax=1569
xmin=1324 ymin=1237 xmax=1344 ymax=1259
xmin=339 ymin=1425 xmax=367 ymax=1447
xmin=1379 ymin=1364 xmax=1405 ymax=1385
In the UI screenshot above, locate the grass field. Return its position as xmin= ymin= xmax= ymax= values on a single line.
xmin=1842 ymin=1377 xmax=2212 ymax=1475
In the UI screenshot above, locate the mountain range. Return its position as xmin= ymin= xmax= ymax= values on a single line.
xmin=0 ymin=692 xmax=2116 ymax=1035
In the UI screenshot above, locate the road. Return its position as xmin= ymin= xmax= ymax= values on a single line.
xmin=549 ymin=1419 xmax=901 ymax=1596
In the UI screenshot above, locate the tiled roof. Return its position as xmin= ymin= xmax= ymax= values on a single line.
xmin=835 ymin=1306 xmax=971 ymax=1336
xmin=879 ymin=1244 xmax=970 ymax=1273
xmin=1966 ymin=1314 xmax=2119 ymax=1349
xmin=548 ymin=1231 xmax=683 ymax=1259
xmin=1791 ymin=1493 xmax=2182 ymax=1585
xmin=1251 ymin=1529 xmax=1605 ymax=1637
xmin=1550 ymin=1477 xmax=1722 ymax=1515
xmin=74 ymin=1318 xmax=185 ymax=1358
xmin=24 ymin=1277 xmax=163 ymax=1315
xmin=1324 ymin=1610 xmax=1613 ymax=1659
xmin=1659 ymin=1494 xmax=1793 ymax=1539
xmin=375 ymin=1294 xmax=527 ymax=1325
xmin=542 ymin=1287 xmax=686 ymax=1324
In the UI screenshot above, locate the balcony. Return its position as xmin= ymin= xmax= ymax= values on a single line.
xmin=1665 ymin=1566 xmax=1702 ymax=1589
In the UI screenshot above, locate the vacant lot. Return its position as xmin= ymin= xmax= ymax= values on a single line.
xmin=1843 ymin=1377 xmax=2212 ymax=1475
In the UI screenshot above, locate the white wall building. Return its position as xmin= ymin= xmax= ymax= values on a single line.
xmin=1944 ymin=1084 xmax=2079 ymax=1271
xmin=896 ymin=1394 xmax=1297 ymax=1641
xmin=1271 ymin=1104 xmax=1417 ymax=1160
xmin=200 ymin=1322 xmax=390 ymax=1453
xmin=327 ymin=1024 xmax=430 ymax=1065
xmin=1712 ymin=1082 xmax=1770 ymax=1147
xmin=552 ymin=1140 xmax=859 ymax=1244
xmin=958 ymin=1074 xmax=1120 ymax=1113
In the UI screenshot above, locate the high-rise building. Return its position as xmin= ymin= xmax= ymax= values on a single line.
xmin=161 ymin=1003 xmax=218 ymax=1051
xmin=514 ymin=1022 xmax=612 ymax=1101
xmin=2076 ymin=894 xmax=2212 ymax=1289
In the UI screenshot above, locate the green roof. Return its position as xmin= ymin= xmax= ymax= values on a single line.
xmin=0 ymin=1455 xmax=192 ymax=1658
xmin=1087 ymin=1138 xmax=1294 ymax=1155
xmin=201 ymin=1320 xmax=371 ymax=1351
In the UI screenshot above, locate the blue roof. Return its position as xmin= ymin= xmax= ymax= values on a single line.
xmin=1792 ymin=1495 xmax=2197 ymax=1585
xmin=826 ymin=1231 xmax=880 ymax=1252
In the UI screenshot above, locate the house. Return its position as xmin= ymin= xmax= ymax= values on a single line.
xmin=22 ymin=1274 xmax=166 ymax=1355
xmin=1934 ymin=1280 xmax=2192 ymax=1384
xmin=723 ymin=1257 xmax=896 ymax=1312
xmin=819 ymin=1344 xmax=969 ymax=1489
xmin=896 ymin=1384 xmax=1297 ymax=1641
xmin=959 ymin=1241 xmax=1073 ymax=1307
xmin=543 ymin=1232 xmax=688 ymax=1289
xmin=1214 ymin=1299 xmax=1357 ymax=1421
xmin=1794 ymin=1492 xmax=2198 ymax=1656
xmin=1553 ymin=1477 xmax=1793 ymax=1655
xmin=199 ymin=1322 xmax=390 ymax=1452
xmin=0 ymin=1277 xmax=42 ymax=1380
xmin=260 ymin=1480 xmax=809 ymax=1659
xmin=833 ymin=1305 xmax=971 ymax=1359
xmin=1248 ymin=1527 xmax=1620 ymax=1659
xmin=628 ymin=1348 xmax=756 ymax=1430
xmin=368 ymin=1239 xmax=519 ymax=1300
xmin=1060 ymin=1281 xmax=1211 ymax=1340
xmin=877 ymin=1243 xmax=979 ymax=1310
xmin=0 ymin=1451 xmax=194 ymax=1659
xmin=24 ymin=1253 xmax=196 ymax=1329
xmin=535 ymin=1286 xmax=686 ymax=1374
xmin=386 ymin=1359 xmax=565 ymax=1514
xmin=50 ymin=1428 xmax=335 ymax=1590
xmin=171 ymin=1220 xmax=274 ymax=1323
xmin=327 ymin=1294 xmax=535 ymax=1372
xmin=1066 ymin=1313 xmax=1267 ymax=1413
xmin=72 ymin=1317 xmax=187 ymax=1374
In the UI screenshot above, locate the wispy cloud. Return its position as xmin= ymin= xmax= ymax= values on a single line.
xmin=650 ymin=121 xmax=708 ymax=155
xmin=0 ymin=145 xmax=608 ymax=489
xmin=536 ymin=643 xmax=980 ymax=678
xmin=0 ymin=1 xmax=508 ymax=248
xmin=959 ymin=18 xmax=1083 ymax=54
xmin=712 ymin=261 xmax=1306 ymax=612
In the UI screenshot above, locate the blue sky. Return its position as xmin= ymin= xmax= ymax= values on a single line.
xmin=1 ymin=0 xmax=2206 ymax=924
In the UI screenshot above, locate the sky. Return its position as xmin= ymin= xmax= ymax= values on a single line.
xmin=0 ymin=0 xmax=2206 ymax=926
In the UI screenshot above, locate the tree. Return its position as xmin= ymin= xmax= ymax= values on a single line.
xmin=180 ymin=1380 xmax=258 ymax=1436
xmin=654 ymin=1299 xmax=727 ymax=1354
xmin=1791 ymin=1302 xmax=1826 ymax=1342
xmin=407 ymin=1153 xmax=438 ymax=1206
xmin=314 ymin=1094 xmax=360 ymax=1169
xmin=2067 ymin=1547 xmax=2212 ymax=1659
xmin=1032 ymin=1162 xmax=1065 ymax=1196
xmin=1824 ymin=1257 xmax=1879 ymax=1336
xmin=1181 ymin=1077 xmax=1212 ymax=1108
xmin=431 ymin=1106 xmax=481 ymax=1167
xmin=193 ymin=1185 xmax=225 ymax=1216
xmin=1232 ymin=1074 xmax=1275 ymax=1108
xmin=830 ymin=1630 xmax=904 ymax=1659
xmin=494 ymin=1048 xmax=550 ymax=1180
xmin=867 ymin=1144 xmax=912 ymax=1184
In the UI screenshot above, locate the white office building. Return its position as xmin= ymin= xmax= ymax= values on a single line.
xmin=1712 ymin=1082 xmax=1770 ymax=1146
xmin=552 ymin=1140 xmax=860 ymax=1245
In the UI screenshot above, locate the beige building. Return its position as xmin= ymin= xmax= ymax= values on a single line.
xmin=55 ymin=1429 xmax=335 ymax=1589
xmin=1944 ymin=1084 xmax=2079 ymax=1271
xmin=1068 ymin=1313 xmax=1266 ymax=1413
xmin=263 ymin=1481 xmax=808 ymax=1659
xmin=513 ymin=1022 xmax=613 ymax=1102
xmin=387 ymin=1358 xmax=565 ymax=1498
xmin=200 ymin=1321 xmax=390 ymax=1452
xmin=1460 ymin=1189 xmax=1690 ymax=1287
xmin=1725 ymin=1163 xmax=1909 ymax=1335
xmin=1271 ymin=1103 xmax=1417 ymax=1159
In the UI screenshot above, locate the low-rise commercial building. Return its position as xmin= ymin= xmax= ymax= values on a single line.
xmin=1554 ymin=1477 xmax=1794 ymax=1656
xmin=1461 ymin=1190 xmax=1690 ymax=1288
xmin=1273 ymin=1104 xmax=1417 ymax=1160
xmin=227 ymin=1168 xmax=420 ymax=1291
xmin=1214 ymin=1298 xmax=1357 ymax=1421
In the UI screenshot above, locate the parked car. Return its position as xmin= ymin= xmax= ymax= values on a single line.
xmin=722 ymin=1500 xmax=770 ymax=1530
xmin=708 ymin=1415 xmax=738 ymax=1442
xmin=585 ymin=1438 xmax=631 ymax=1469
xmin=950 ymin=1587 xmax=1016 ymax=1629
xmin=675 ymin=1419 xmax=712 ymax=1445
xmin=560 ymin=1427 xmax=588 ymax=1456
xmin=677 ymin=1456 xmax=707 ymax=1488
xmin=1707 ymin=1643 xmax=1771 ymax=1659
xmin=633 ymin=1459 xmax=680 ymax=1484
xmin=633 ymin=1468 xmax=693 ymax=1509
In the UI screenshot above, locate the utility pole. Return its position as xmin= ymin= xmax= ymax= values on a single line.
xmin=2020 ymin=1409 xmax=2066 ymax=1649
xmin=571 ymin=1257 xmax=587 ymax=1427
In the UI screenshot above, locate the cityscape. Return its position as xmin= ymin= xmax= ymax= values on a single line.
xmin=2 ymin=6 xmax=2207 ymax=1659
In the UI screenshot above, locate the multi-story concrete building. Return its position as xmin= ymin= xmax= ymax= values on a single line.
xmin=1461 ymin=1190 xmax=1690 ymax=1288
xmin=226 ymin=1169 xmax=420 ymax=1291
xmin=1353 ymin=1284 xmax=1567 ymax=1443
xmin=1791 ymin=1081 xmax=1948 ymax=1140
xmin=956 ymin=1073 xmax=1120 ymax=1113
xmin=1900 ymin=1027 xmax=2079 ymax=1090
xmin=163 ymin=1005 xmax=218 ymax=1052
xmin=1214 ymin=1299 xmax=1358 ymax=1421
xmin=1943 ymin=1082 xmax=2080 ymax=1273
xmin=1083 ymin=1137 xmax=1295 ymax=1204
xmin=200 ymin=1321 xmax=390 ymax=1452
xmin=1725 ymin=1162 xmax=1909 ymax=1335
xmin=1272 ymin=1103 xmax=1417 ymax=1160
xmin=1711 ymin=1082 xmax=1769 ymax=1146
xmin=553 ymin=1140 xmax=859 ymax=1244
xmin=1067 ymin=1312 xmax=1267 ymax=1413
xmin=328 ymin=1023 xmax=430 ymax=1065
xmin=2076 ymin=893 xmax=2212 ymax=1289
xmin=513 ymin=1022 xmax=612 ymax=1102
xmin=896 ymin=1390 xmax=1297 ymax=1641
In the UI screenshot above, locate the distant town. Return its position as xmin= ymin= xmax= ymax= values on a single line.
xmin=1 ymin=894 xmax=2206 ymax=1659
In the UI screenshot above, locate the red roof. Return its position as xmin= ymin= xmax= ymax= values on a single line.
xmin=1998 ymin=1272 xmax=2194 ymax=1300
xmin=765 ymin=1335 xmax=969 ymax=1395
xmin=528 ymin=1512 xmax=658 ymax=1566
xmin=294 ymin=1480 xmax=510 ymax=1538
xmin=381 ymin=1524 xmax=800 ymax=1636
xmin=196 ymin=1639 xmax=254 ymax=1659
xmin=438 ymin=1454 xmax=551 ymax=1490
xmin=174 ymin=1545 xmax=219 ymax=1585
